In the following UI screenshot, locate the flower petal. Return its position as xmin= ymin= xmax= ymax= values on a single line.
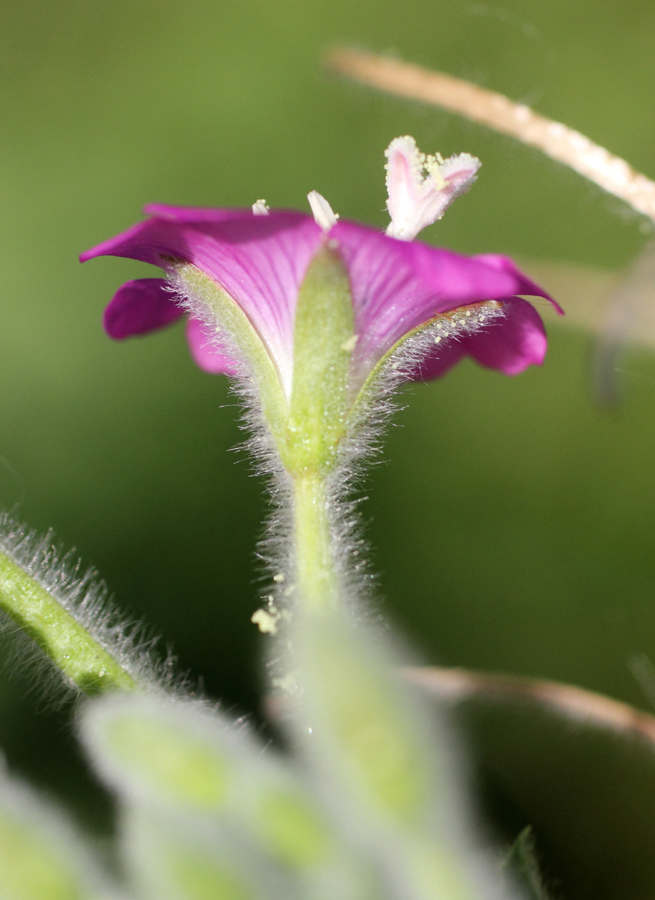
xmin=472 ymin=254 xmax=564 ymax=314
xmin=330 ymin=221 xmax=556 ymax=389
xmin=82 ymin=211 xmax=323 ymax=397
xmin=416 ymin=298 xmax=548 ymax=380
xmin=185 ymin=317 xmax=239 ymax=375
xmin=385 ymin=136 xmax=480 ymax=240
xmin=85 ymin=209 xmax=558 ymax=391
xmin=102 ymin=278 xmax=183 ymax=339
xmin=142 ymin=204 xmax=254 ymax=224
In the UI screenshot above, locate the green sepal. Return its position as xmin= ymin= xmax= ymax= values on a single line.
xmin=172 ymin=248 xmax=357 ymax=477
xmin=170 ymin=263 xmax=290 ymax=450
xmin=285 ymin=244 xmax=355 ymax=475
xmin=0 ymin=549 xmax=136 ymax=695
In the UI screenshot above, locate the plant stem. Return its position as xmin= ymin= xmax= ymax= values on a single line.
xmin=0 ymin=550 xmax=137 ymax=695
xmin=292 ymin=474 xmax=338 ymax=612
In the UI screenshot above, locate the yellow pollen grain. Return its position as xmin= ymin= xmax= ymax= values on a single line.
xmin=251 ymin=609 xmax=279 ymax=635
xmin=340 ymin=334 xmax=359 ymax=352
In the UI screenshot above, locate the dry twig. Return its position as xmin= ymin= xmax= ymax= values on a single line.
xmin=327 ymin=48 xmax=655 ymax=224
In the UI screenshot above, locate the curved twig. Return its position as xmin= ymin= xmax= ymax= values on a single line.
xmin=327 ymin=48 xmax=655 ymax=224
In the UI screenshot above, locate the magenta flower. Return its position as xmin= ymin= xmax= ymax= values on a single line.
xmin=81 ymin=137 xmax=561 ymax=405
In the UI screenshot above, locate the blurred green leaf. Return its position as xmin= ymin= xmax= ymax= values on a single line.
xmin=505 ymin=827 xmax=551 ymax=900
xmin=0 ymin=774 xmax=108 ymax=900
xmin=98 ymin=709 xmax=230 ymax=808
xmin=82 ymin=695 xmax=345 ymax=878
xmin=124 ymin=810 xmax=265 ymax=900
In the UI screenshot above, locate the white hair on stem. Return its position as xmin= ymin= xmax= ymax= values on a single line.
xmin=167 ymin=253 xmax=507 ymax=647
xmin=163 ymin=268 xmax=296 ymax=622
xmin=0 ymin=513 xmax=187 ymax=702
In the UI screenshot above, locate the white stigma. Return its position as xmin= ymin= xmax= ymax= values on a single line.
xmin=307 ymin=190 xmax=339 ymax=232
xmin=252 ymin=199 xmax=270 ymax=216
xmin=385 ymin=136 xmax=481 ymax=241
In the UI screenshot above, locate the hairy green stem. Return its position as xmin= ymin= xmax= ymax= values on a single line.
xmin=292 ymin=474 xmax=339 ymax=612
xmin=0 ymin=550 xmax=137 ymax=694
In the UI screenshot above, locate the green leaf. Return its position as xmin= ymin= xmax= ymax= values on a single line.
xmin=82 ymin=695 xmax=231 ymax=809
xmin=123 ymin=810 xmax=265 ymax=900
xmin=286 ymin=615 xmax=519 ymax=900
xmin=505 ymin=826 xmax=550 ymax=900
xmin=290 ymin=612 xmax=434 ymax=827
xmin=0 ymin=547 xmax=137 ymax=695
xmin=83 ymin=695 xmax=340 ymax=873
xmin=0 ymin=775 xmax=108 ymax=900
xmin=253 ymin=787 xmax=331 ymax=868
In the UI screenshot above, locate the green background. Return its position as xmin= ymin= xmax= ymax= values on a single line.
xmin=1 ymin=0 xmax=655 ymax=895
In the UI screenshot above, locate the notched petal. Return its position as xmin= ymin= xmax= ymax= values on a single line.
xmin=385 ymin=136 xmax=480 ymax=241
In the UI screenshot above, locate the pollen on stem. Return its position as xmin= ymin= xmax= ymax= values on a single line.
xmin=251 ymin=609 xmax=279 ymax=635
xmin=340 ymin=334 xmax=359 ymax=352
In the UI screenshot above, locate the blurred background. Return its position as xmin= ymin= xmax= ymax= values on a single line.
xmin=1 ymin=0 xmax=655 ymax=896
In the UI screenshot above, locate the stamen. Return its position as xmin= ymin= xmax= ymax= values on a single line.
xmin=307 ymin=191 xmax=339 ymax=232
xmin=252 ymin=199 xmax=270 ymax=216
xmin=385 ymin=136 xmax=480 ymax=241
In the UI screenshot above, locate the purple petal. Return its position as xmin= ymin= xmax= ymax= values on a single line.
xmin=472 ymin=254 xmax=564 ymax=314
xmin=143 ymin=204 xmax=254 ymax=224
xmin=330 ymin=221 xmax=557 ymax=385
xmin=185 ymin=317 xmax=239 ymax=375
xmin=416 ymin=298 xmax=548 ymax=380
xmin=84 ymin=208 xmax=558 ymax=389
xmin=82 ymin=211 xmax=323 ymax=395
xmin=103 ymin=278 xmax=183 ymax=339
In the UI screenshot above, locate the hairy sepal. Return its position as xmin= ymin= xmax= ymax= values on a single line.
xmin=285 ymin=244 xmax=355 ymax=476
xmin=168 ymin=263 xmax=290 ymax=459
xmin=349 ymin=300 xmax=505 ymax=438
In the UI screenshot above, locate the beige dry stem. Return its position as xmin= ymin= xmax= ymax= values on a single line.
xmin=327 ymin=48 xmax=655 ymax=224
